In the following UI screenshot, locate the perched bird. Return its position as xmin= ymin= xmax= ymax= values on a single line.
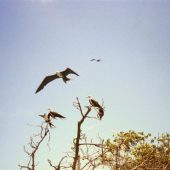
xmin=35 ymin=68 xmax=79 ymax=93
xmin=39 ymin=109 xmax=65 ymax=128
xmin=87 ymin=96 xmax=105 ymax=120
xmin=90 ymin=59 xmax=102 ymax=62
xmin=87 ymin=96 xmax=102 ymax=108
xmin=48 ymin=108 xmax=66 ymax=119
xmin=39 ymin=113 xmax=55 ymax=128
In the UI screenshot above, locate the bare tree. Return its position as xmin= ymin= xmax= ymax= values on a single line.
xmin=19 ymin=123 xmax=51 ymax=170
xmin=48 ymin=156 xmax=67 ymax=170
xmin=19 ymin=97 xmax=105 ymax=170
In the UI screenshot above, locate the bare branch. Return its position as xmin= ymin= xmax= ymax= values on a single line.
xmin=19 ymin=123 xmax=50 ymax=170
xmin=48 ymin=156 xmax=67 ymax=170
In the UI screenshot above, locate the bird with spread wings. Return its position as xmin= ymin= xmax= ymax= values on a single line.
xmin=39 ymin=109 xmax=66 ymax=128
xmin=90 ymin=58 xmax=102 ymax=62
xmin=35 ymin=68 xmax=79 ymax=93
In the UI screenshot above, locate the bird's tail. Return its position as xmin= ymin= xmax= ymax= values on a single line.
xmin=63 ymin=77 xmax=71 ymax=83
xmin=98 ymin=107 xmax=104 ymax=120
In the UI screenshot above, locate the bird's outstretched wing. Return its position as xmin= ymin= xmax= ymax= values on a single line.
xmin=35 ymin=74 xmax=59 ymax=93
xmin=90 ymin=59 xmax=96 ymax=61
xmin=61 ymin=68 xmax=79 ymax=76
xmin=49 ymin=111 xmax=66 ymax=119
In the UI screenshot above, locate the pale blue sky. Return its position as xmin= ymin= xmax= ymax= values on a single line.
xmin=0 ymin=1 xmax=170 ymax=169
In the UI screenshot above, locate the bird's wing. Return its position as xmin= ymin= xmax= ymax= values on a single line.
xmin=90 ymin=99 xmax=102 ymax=108
xmin=61 ymin=68 xmax=79 ymax=76
xmin=49 ymin=111 xmax=66 ymax=119
xmin=35 ymin=74 xmax=59 ymax=93
xmin=90 ymin=59 xmax=95 ymax=61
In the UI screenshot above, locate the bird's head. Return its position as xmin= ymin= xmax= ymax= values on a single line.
xmin=86 ymin=95 xmax=93 ymax=99
xmin=48 ymin=108 xmax=52 ymax=112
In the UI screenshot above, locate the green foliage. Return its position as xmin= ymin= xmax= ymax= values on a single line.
xmin=102 ymin=131 xmax=170 ymax=170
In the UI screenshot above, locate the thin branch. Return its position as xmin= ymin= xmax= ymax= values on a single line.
xmin=19 ymin=123 xmax=50 ymax=170
xmin=72 ymin=98 xmax=92 ymax=170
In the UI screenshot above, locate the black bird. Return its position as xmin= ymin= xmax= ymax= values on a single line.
xmin=96 ymin=59 xmax=101 ymax=62
xmin=90 ymin=59 xmax=102 ymax=62
xmin=35 ymin=68 xmax=79 ymax=93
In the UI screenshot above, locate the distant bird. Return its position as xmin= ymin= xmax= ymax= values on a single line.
xmin=35 ymin=68 xmax=79 ymax=93
xmin=39 ymin=113 xmax=55 ymax=128
xmin=48 ymin=108 xmax=66 ymax=119
xmin=90 ymin=59 xmax=102 ymax=62
xmin=87 ymin=96 xmax=102 ymax=108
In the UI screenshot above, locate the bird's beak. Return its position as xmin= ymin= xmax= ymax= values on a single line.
xmin=39 ymin=115 xmax=43 ymax=117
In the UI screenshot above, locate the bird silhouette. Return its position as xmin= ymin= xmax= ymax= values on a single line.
xmin=35 ymin=68 xmax=79 ymax=93
xmin=90 ymin=59 xmax=102 ymax=62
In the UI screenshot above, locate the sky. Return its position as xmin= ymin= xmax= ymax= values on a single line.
xmin=0 ymin=0 xmax=170 ymax=169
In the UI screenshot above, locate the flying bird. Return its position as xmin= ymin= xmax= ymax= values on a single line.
xmin=35 ymin=68 xmax=79 ymax=93
xmin=48 ymin=108 xmax=66 ymax=119
xmin=90 ymin=59 xmax=102 ymax=62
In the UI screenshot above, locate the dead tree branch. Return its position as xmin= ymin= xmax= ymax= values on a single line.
xmin=19 ymin=123 xmax=50 ymax=170
xmin=72 ymin=98 xmax=92 ymax=170
xmin=48 ymin=156 xmax=67 ymax=170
